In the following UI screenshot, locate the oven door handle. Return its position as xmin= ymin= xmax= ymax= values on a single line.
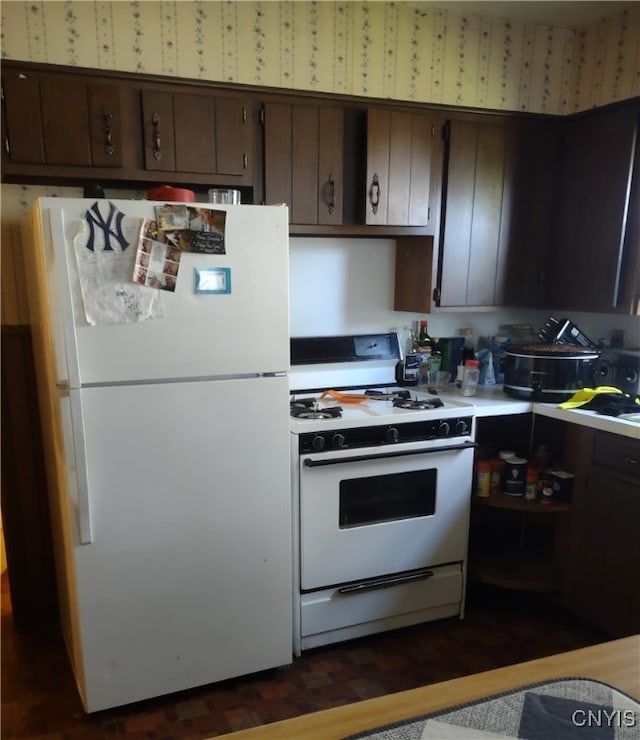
xmin=338 ymin=568 xmax=434 ymax=595
xmin=303 ymin=441 xmax=477 ymax=467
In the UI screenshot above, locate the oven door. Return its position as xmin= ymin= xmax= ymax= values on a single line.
xmin=299 ymin=440 xmax=474 ymax=591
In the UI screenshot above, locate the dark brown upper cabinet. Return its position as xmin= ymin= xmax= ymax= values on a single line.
xmin=365 ymin=109 xmax=439 ymax=229
xmin=498 ymin=118 xmax=562 ymax=308
xmin=395 ymin=114 xmax=561 ymax=313
xmin=436 ymin=117 xmax=509 ymax=308
xmin=141 ymin=90 xmax=253 ymax=182
xmin=2 ymin=67 xmax=123 ymax=169
xmin=263 ymin=102 xmax=344 ymax=225
xmin=547 ymin=102 xmax=639 ymax=314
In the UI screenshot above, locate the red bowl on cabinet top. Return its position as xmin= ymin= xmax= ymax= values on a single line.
xmin=146 ymin=185 xmax=196 ymax=202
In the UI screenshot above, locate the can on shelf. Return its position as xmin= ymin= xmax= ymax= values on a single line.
xmin=503 ymin=456 xmax=528 ymax=496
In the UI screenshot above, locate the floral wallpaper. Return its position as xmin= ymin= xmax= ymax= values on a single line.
xmin=1 ymin=1 xmax=639 ymax=114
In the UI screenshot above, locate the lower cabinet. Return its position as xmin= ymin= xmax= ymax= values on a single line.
xmin=470 ymin=415 xmax=639 ymax=639
xmin=563 ymin=427 xmax=640 ymax=637
xmin=469 ymin=414 xmax=571 ymax=592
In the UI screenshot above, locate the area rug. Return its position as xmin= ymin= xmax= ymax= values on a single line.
xmin=344 ymin=678 xmax=640 ymax=740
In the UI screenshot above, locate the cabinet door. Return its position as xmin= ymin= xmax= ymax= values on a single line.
xmin=499 ymin=119 xmax=561 ymax=308
xmin=215 ymin=96 xmax=251 ymax=177
xmin=264 ymin=102 xmax=343 ymax=225
xmin=569 ymin=471 xmax=640 ymax=636
xmin=143 ymin=90 xmax=251 ymax=178
xmin=547 ymin=105 xmax=638 ymax=313
xmin=2 ymin=70 xmax=45 ymax=164
xmin=365 ymin=109 xmax=435 ymax=227
xmin=437 ymin=119 xmax=507 ymax=307
xmin=2 ymin=70 xmax=124 ymax=169
xmin=173 ymin=93 xmax=216 ymax=174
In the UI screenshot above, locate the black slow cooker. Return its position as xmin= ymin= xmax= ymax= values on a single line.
xmin=503 ymin=344 xmax=600 ymax=402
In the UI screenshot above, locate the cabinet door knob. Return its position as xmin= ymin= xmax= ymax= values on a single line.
xmin=621 ymin=455 xmax=639 ymax=466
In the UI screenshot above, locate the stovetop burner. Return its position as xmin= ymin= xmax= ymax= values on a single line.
xmin=291 ymin=408 xmax=343 ymax=420
xmin=290 ymin=398 xmax=343 ymax=419
xmin=392 ymin=396 xmax=444 ymax=410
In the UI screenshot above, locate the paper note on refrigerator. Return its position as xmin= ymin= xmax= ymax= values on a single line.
xmin=73 ymin=201 xmax=164 ymax=325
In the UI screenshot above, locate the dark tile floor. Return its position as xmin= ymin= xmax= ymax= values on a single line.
xmin=1 ymin=571 xmax=608 ymax=739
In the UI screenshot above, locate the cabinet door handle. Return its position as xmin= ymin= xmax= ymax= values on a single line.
xmin=621 ymin=455 xmax=639 ymax=466
xmin=369 ymin=173 xmax=380 ymax=214
xmin=325 ymin=172 xmax=336 ymax=215
xmin=151 ymin=112 xmax=162 ymax=160
xmin=103 ymin=108 xmax=115 ymax=156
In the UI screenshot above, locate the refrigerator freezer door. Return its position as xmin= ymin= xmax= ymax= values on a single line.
xmin=38 ymin=198 xmax=289 ymax=386
xmin=70 ymin=375 xmax=292 ymax=712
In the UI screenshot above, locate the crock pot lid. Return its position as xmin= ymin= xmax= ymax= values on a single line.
xmin=506 ymin=343 xmax=600 ymax=358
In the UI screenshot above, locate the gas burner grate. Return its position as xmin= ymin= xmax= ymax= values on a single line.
xmin=392 ymin=397 xmax=444 ymax=410
xmin=291 ymin=408 xmax=343 ymax=420
xmin=290 ymin=398 xmax=343 ymax=419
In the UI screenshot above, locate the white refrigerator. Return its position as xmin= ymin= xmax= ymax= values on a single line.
xmin=24 ymin=197 xmax=292 ymax=712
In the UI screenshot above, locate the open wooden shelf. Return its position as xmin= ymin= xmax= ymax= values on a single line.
xmin=474 ymin=493 xmax=571 ymax=514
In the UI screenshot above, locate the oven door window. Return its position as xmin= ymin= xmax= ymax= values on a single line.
xmin=339 ymin=469 xmax=436 ymax=528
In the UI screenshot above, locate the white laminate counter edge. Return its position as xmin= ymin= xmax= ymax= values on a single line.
xmin=443 ymin=385 xmax=640 ymax=441
xmin=533 ymin=403 xmax=640 ymax=440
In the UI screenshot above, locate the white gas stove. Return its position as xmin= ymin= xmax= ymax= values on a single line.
xmin=289 ymin=334 xmax=477 ymax=655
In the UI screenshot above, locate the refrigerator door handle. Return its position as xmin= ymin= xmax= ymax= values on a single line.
xmin=50 ymin=209 xmax=82 ymax=390
xmin=69 ymin=390 xmax=94 ymax=544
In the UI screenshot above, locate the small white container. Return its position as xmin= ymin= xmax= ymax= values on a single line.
xmin=208 ymin=188 xmax=241 ymax=204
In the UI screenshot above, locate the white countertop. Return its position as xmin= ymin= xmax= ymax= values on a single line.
xmin=437 ymin=384 xmax=640 ymax=441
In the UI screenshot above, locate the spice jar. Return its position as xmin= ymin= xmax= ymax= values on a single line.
xmin=490 ymin=458 xmax=502 ymax=495
xmin=475 ymin=460 xmax=491 ymax=497
xmin=525 ymin=468 xmax=538 ymax=501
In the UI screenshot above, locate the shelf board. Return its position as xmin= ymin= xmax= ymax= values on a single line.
xmin=473 ymin=493 xmax=571 ymax=514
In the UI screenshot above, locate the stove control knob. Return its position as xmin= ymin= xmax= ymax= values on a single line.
xmin=331 ymin=433 xmax=346 ymax=449
xmin=386 ymin=427 xmax=400 ymax=443
xmin=437 ymin=421 xmax=451 ymax=437
xmin=455 ymin=418 xmax=470 ymax=435
xmin=311 ymin=434 xmax=325 ymax=451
